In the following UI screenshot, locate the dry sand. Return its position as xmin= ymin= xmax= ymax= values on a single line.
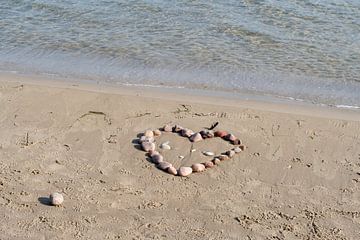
xmin=0 ymin=76 xmax=360 ymax=239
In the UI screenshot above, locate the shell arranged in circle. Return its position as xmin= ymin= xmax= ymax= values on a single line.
xmin=138 ymin=125 xmax=246 ymax=177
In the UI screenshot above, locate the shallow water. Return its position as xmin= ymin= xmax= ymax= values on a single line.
xmin=0 ymin=0 xmax=359 ymax=107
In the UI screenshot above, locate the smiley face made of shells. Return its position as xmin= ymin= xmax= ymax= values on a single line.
xmin=138 ymin=124 xmax=246 ymax=177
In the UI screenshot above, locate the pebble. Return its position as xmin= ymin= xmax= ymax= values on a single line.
xmin=178 ymin=166 xmax=193 ymax=177
xmin=167 ymin=166 xmax=178 ymax=175
xmin=200 ymin=130 xmax=214 ymax=139
xmin=202 ymin=151 xmax=215 ymax=156
xmin=226 ymin=134 xmax=237 ymax=141
xmin=226 ymin=150 xmax=236 ymax=158
xmin=141 ymin=141 xmax=155 ymax=152
xmin=239 ymin=145 xmax=246 ymax=151
xmin=50 ymin=192 xmax=64 ymax=206
xmin=192 ymin=163 xmax=206 ymax=172
xmin=233 ymin=147 xmax=242 ymax=153
xmin=151 ymin=153 xmax=164 ymax=164
xmin=231 ymin=139 xmax=242 ymax=145
xmin=163 ymin=124 xmax=173 ymax=132
xmin=144 ymin=129 xmax=154 ymax=137
xmin=204 ymin=161 xmax=214 ymax=168
xmin=139 ymin=136 xmax=154 ymax=143
xmin=160 ymin=143 xmax=171 ymax=150
xmin=181 ymin=128 xmax=194 ymax=138
xmin=214 ymin=130 xmax=228 ymax=138
xmin=212 ymin=158 xmax=221 ymax=165
xmin=153 ymin=129 xmax=162 ymax=136
xmin=157 ymin=162 xmax=172 ymax=171
xmin=218 ymin=155 xmax=229 ymax=161
xmin=190 ymin=133 xmax=203 ymax=142
xmin=173 ymin=125 xmax=183 ymax=133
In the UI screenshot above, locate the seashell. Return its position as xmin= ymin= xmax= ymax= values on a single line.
xmin=212 ymin=158 xmax=221 ymax=165
xmin=178 ymin=155 xmax=184 ymax=160
xmin=144 ymin=129 xmax=154 ymax=137
xmin=151 ymin=153 xmax=164 ymax=164
xmin=50 ymin=192 xmax=64 ymax=206
xmin=233 ymin=147 xmax=242 ymax=153
xmin=218 ymin=155 xmax=229 ymax=161
xmin=225 ymin=134 xmax=237 ymax=141
xmin=157 ymin=161 xmax=172 ymax=171
xmin=181 ymin=128 xmax=194 ymax=138
xmin=214 ymin=130 xmax=228 ymax=138
xmin=172 ymin=125 xmax=183 ymax=133
xmin=203 ymin=161 xmax=214 ymax=168
xmin=163 ymin=124 xmax=173 ymax=132
xmin=190 ymin=133 xmax=203 ymax=142
xmin=231 ymin=139 xmax=242 ymax=145
xmin=178 ymin=166 xmax=193 ymax=177
xmin=226 ymin=150 xmax=236 ymax=158
xmin=141 ymin=141 xmax=155 ymax=152
xmin=139 ymin=136 xmax=154 ymax=143
xmin=239 ymin=145 xmax=246 ymax=151
xmin=192 ymin=163 xmax=206 ymax=172
xmin=160 ymin=143 xmax=171 ymax=150
xmin=167 ymin=166 xmax=177 ymax=175
xmin=153 ymin=129 xmax=162 ymax=136
xmin=191 ymin=149 xmax=197 ymax=152
xmin=202 ymin=151 xmax=215 ymax=156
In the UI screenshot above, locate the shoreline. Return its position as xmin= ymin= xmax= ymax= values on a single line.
xmin=1 ymin=72 xmax=359 ymax=122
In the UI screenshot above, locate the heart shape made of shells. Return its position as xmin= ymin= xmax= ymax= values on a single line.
xmin=138 ymin=124 xmax=246 ymax=177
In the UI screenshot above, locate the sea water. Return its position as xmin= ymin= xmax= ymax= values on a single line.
xmin=0 ymin=0 xmax=359 ymax=108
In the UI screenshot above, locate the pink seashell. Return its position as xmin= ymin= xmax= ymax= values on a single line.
xmin=141 ymin=141 xmax=155 ymax=152
xmin=178 ymin=167 xmax=193 ymax=176
xmin=167 ymin=166 xmax=177 ymax=175
xmin=157 ymin=162 xmax=172 ymax=171
xmin=203 ymin=161 xmax=214 ymax=168
xmin=144 ymin=129 xmax=154 ymax=137
xmin=151 ymin=153 xmax=164 ymax=164
xmin=190 ymin=133 xmax=203 ymax=142
xmin=214 ymin=130 xmax=228 ymax=138
xmin=192 ymin=163 xmax=206 ymax=172
xmin=226 ymin=134 xmax=237 ymax=141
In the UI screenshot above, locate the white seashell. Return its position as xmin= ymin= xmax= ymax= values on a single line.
xmin=167 ymin=166 xmax=178 ymax=175
xmin=144 ymin=129 xmax=154 ymax=137
xmin=212 ymin=158 xmax=221 ymax=165
xmin=141 ymin=142 xmax=155 ymax=152
xmin=202 ymin=151 xmax=214 ymax=156
xmin=157 ymin=162 xmax=172 ymax=171
xmin=163 ymin=124 xmax=173 ymax=132
xmin=233 ymin=147 xmax=242 ymax=153
xmin=153 ymin=129 xmax=162 ymax=136
xmin=226 ymin=150 xmax=236 ymax=158
xmin=178 ymin=155 xmax=185 ymax=160
xmin=190 ymin=133 xmax=203 ymax=142
xmin=192 ymin=163 xmax=206 ymax=172
xmin=191 ymin=149 xmax=197 ymax=152
xmin=178 ymin=167 xmax=193 ymax=177
xmin=160 ymin=143 xmax=171 ymax=150
xmin=139 ymin=136 xmax=154 ymax=143
xmin=218 ymin=155 xmax=229 ymax=161
xmin=50 ymin=192 xmax=64 ymax=206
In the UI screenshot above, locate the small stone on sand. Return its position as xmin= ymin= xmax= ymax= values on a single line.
xmin=50 ymin=192 xmax=64 ymax=206
xmin=178 ymin=167 xmax=192 ymax=176
xmin=167 ymin=166 xmax=177 ymax=175
xmin=157 ymin=162 xmax=172 ymax=171
xmin=190 ymin=133 xmax=203 ymax=142
xmin=141 ymin=142 xmax=155 ymax=152
xmin=204 ymin=161 xmax=214 ymax=168
xmin=214 ymin=130 xmax=228 ymax=138
xmin=144 ymin=129 xmax=154 ymax=137
xmin=192 ymin=163 xmax=206 ymax=172
xmin=163 ymin=124 xmax=172 ymax=132
xmin=153 ymin=129 xmax=162 ymax=136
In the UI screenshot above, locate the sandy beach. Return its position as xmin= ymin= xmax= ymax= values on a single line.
xmin=0 ymin=75 xmax=360 ymax=239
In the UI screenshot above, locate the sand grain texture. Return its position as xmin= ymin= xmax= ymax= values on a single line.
xmin=0 ymin=81 xmax=360 ymax=239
